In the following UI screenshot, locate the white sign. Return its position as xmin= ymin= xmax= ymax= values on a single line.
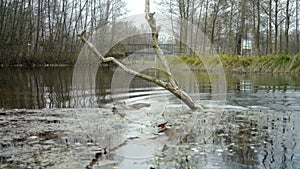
xmin=242 ymin=39 xmax=252 ymax=50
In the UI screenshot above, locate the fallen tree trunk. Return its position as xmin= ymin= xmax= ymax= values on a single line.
xmin=77 ymin=1 xmax=202 ymax=110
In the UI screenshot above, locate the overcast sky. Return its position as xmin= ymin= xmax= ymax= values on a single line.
xmin=125 ymin=0 xmax=158 ymax=16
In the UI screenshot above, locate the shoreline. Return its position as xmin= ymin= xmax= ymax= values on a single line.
xmin=1 ymin=54 xmax=300 ymax=73
xmin=173 ymin=54 xmax=300 ymax=73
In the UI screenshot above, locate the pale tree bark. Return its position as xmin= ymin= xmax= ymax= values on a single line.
xmin=77 ymin=0 xmax=202 ymax=110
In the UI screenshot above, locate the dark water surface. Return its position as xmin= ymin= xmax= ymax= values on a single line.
xmin=1 ymin=66 xmax=300 ymax=169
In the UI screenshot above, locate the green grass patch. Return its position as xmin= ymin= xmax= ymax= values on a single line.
xmin=172 ymin=54 xmax=300 ymax=73
xmin=181 ymin=56 xmax=204 ymax=66
xmin=251 ymin=54 xmax=295 ymax=72
xmin=167 ymin=55 xmax=204 ymax=67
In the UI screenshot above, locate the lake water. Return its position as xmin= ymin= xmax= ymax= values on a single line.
xmin=0 ymin=66 xmax=300 ymax=169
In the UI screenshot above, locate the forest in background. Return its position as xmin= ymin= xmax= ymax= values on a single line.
xmin=159 ymin=0 xmax=300 ymax=56
xmin=0 ymin=0 xmax=126 ymax=65
xmin=0 ymin=0 xmax=299 ymax=66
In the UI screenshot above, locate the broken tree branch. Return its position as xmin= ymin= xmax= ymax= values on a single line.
xmin=144 ymin=0 xmax=202 ymax=110
xmin=76 ymin=1 xmax=202 ymax=110
xmin=145 ymin=2 xmax=178 ymax=89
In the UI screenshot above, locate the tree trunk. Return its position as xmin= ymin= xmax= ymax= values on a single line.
xmin=195 ymin=0 xmax=203 ymax=54
xmin=255 ymin=0 xmax=260 ymax=56
xmin=237 ymin=0 xmax=246 ymax=55
xmin=296 ymin=0 xmax=299 ymax=54
xmin=210 ymin=1 xmax=220 ymax=53
xmin=35 ymin=0 xmax=41 ymax=53
xmin=285 ymin=0 xmax=290 ymax=54
xmin=189 ymin=0 xmax=195 ymax=55
xmin=202 ymin=0 xmax=209 ymax=53
xmin=279 ymin=23 xmax=283 ymax=53
xmin=274 ymin=0 xmax=279 ymax=54
xmin=228 ymin=0 xmax=234 ymax=55
xmin=268 ymin=0 xmax=272 ymax=54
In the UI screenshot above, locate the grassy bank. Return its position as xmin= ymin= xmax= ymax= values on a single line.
xmin=174 ymin=54 xmax=300 ymax=73
xmin=1 ymin=53 xmax=300 ymax=73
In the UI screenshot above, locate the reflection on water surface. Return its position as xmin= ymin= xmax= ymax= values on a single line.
xmin=0 ymin=67 xmax=300 ymax=168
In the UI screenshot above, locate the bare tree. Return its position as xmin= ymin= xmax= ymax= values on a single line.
xmin=236 ymin=0 xmax=246 ymax=55
xmin=297 ymin=0 xmax=300 ymax=53
xmin=274 ymin=0 xmax=278 ymax=54
xmin=252 ymin=0 xmax=261 ymax=56
xmin=0 ymin=0 xmax=127 ymax=65
xmin=1 ymin=0 xmax=300 ymax=66
xmin=285 ymin=0 xmax=291 ymax=54
xmin=226 ymin=0 xmax=236 ymax=55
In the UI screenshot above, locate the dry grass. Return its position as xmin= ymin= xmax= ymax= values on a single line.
xmin=169 ymin=54 xmax=300 ymax=73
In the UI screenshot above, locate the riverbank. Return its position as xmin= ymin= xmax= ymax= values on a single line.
xmin=176 ymin=54 xmax=300 ymax=73
xmin=1 ymin=54 xmax=300 ymax=73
